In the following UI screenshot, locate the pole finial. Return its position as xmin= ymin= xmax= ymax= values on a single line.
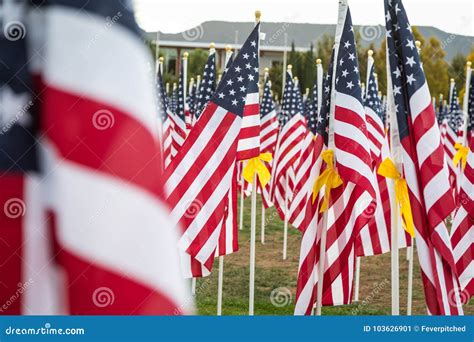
xmin=415 ymin=40 xmax=421 ymax=48
xmin=183 ymin=52 xmax=189 ymax=59
xmin=450 ymin=78 xmax=455 ymax=83
xmin=368 ymin=49 xmax=374 ymax=56
xmin=467 ymin=61 xmax=472 ymax=67
xmin=158 ymin=56 xmax=164 ymax=63
xmin=210 ymin=42 xmax=215 ymax=49
xmin=255 ymin=10 xmax=261 ymax=22
xmin=264 ymin=67 xmax=269 ymax=73
xmin=287 ymin=64 xmax=292 ymax=71
xmin=316 ymin=58 xmax=322 ymax=65
xmin=225 ymin=44 xmax=232 ymax=52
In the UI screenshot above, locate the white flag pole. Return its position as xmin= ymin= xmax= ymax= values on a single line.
xmin=282 ymin=33 xmax=288 ymax=98
xmin=315 ymin=212 xmax=328 ymax=315
xmin=355 ymin=49 xmax=375 ymax=303
xmin=216 ymin=46 xmax=235 ymax=317
xmin=239 ymin=169 xmax=245 ymax=230
xmin=407 ymin=237 xmax=414 ymax=315
xmin=316 ymin=58 xmax=323 ymax=115
xmin=354 ymin=257 xmax=361 ymax=302
xmin=217 ymin=255 xmax=224 ymax=315
xmin=387 ymin=40 xmax=401 ymax=316
xmin=191 ymin=278 xmax=196 ymax=295
xmin=249 ymin=10 xmax=261 ymax=316
xmin=316 ymin=0 xmax=347 ymax=315
xmin=406 ymin=40 xmax=424 ymax=314
xmin=261 ymin=202 xmax=265 ymax=244
xmin=249 ymin=173 xmax=257 ymax=315
xmin=260 ymin=67 xmax=270 ymax=245
xmin=282 ymin=64 xmax=293 ymax=261
xmin=283 ymin=171 xmax=289 ymax=260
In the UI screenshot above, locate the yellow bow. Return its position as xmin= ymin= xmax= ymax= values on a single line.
xmin=312 ymin=149 xmax=343 ymax=212
xmin=377 ymin=158 xmax=415 ymax=238
xmin=243 ymin=153 xmax=273 ymax=187
xmin=453 ymin=143 xmax=469 ymax=169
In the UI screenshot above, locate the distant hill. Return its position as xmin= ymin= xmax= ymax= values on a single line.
xmin=148 ymin=21 xmax=474 ymax=61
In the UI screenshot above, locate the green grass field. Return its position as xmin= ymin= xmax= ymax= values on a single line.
xmin=195 ymin=195 xmax=473 ymax=315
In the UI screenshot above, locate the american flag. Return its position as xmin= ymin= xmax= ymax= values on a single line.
xmin=357 ymin=54 xmax=411 ymax=256
xmin=294 ymin=78 xmax=304 ymax=116
xmin=320 ymin=2 xmax=377 ymax=306
xmin=450 ymin=145 xmax=474 ymax=303
xmin=157 ymin=61 xmax=173 ymax=168
xmin=169 ymin=57 xmax=188 ymax=157
xmin=0 ymin=0 xmax=188 ymax=314
xmin=467 ymin=77 xmax=474 ymax=144
xmin=170 ymin=83 xmax=178 ymax=114
xmin=385 ymin=0 xmax=463 ymax=314
xmin=270 ymin=70 xmax=306 ymax=220
xmin=294 ymin=52 xmax=332 ymax=315
xmin=332 ymin=8 xmax=376 ymax=204
xmin=194 ymin=49 xmax=216 ymax=119
xmin=216 ymin=164 xmax=239 ymax=256
xmin=450 ymin=73 xmax=474 ymax=302
xmin=186 ymin=78 xmax=196 ymax=130
xmin=443 ymin=82 xmax=463 ymax=189
xmin=288 ymin=69 xmax=321 ymax=229
xmin=259 ymin=74 xmax=279 ymax=208
xmin=165 ymin=23 xmax=260 ymax=277
xmin=436 ymin=94 xmax=445 ymax=124
xmin=364 ymin=53 xmax=385 ymax=164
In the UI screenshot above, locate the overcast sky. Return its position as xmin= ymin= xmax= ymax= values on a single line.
xmin=134 ymin=0 xmax=474 ymax=36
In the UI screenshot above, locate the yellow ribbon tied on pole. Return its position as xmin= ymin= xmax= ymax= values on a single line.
xmin=453 ymin=143 xmax=469 ymax=169
xmin=312 ymin=149 xmax=343 ymax=212
xmin=377 ymin=158 xmax=415 ymax=238
xmin=242 ymin=152 xmax=273 ymax=187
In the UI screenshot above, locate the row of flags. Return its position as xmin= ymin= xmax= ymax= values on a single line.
xmin=0 ymin=0 xmax=471 ymax=315
xmin=158 ymin=0 xmax=473 ymax=316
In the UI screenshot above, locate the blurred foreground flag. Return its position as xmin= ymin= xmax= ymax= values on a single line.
xmin=0 ymin=0 xmax=189 ymax=314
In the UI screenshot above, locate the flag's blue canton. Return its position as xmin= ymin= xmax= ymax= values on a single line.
xmin=279 ymin=72 xmax=296 ymax=126
xmin=448 ymin=83 xmax=463 ymax=131
xmin=318 ymin=51 xmax=335 ymax=145
xmin=335 ymin=8 xmax=363 ymax=106
xmin=176 ymin=61 xmax=186 ymax=121
xmin=385 ymin=0 xmax=425 ymax=140
xmin=187 ymin=82 xmax=197 ymax=114
xmin=156 ymin=65 xmax=169 ymax=122
xmin=305 ymin=75 xmax=319 ymax=126
xmin=436 ymin=94 xmax=445 ymax=123
xmin=261 ymin=79 xmax=275 ymax=117
xmin=295 ymin=81 xmax=304 ymax=115
xmin=365 ymin=64 xmax=385 ymax=124
xmin=195 ymin=52 xmax=216 ymax=117
xmin=468 ymin=75 xmax=474 ymax=133
xmin=0 ymin=28 xmax=37 ymax=172
xmin=213 ymin=23 xmax=260 ymax=117
xmin=170 ymin=86 xmax=178 ymax=113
